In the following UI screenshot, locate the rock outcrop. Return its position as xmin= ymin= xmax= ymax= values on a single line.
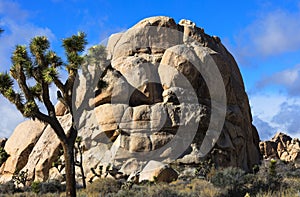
xmin=0 ymin=16 xmax=261 ymax=183
xmin=260 ymin=132 xmax=300 ymax=167
xmin=22 ymin=114 xmax=72 ymax=182
xmin=138 ymin=160 xmax=178 ymax=183
xmin=0 ymin=120 xmax=45 ymax=182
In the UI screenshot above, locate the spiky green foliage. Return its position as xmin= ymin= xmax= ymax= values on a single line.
xmin=1 ymin=32 xmax=88 ymax=197
xmin=0 ymin=73 xmax=24 ymax=111
xmin=46 ymin=50 xmax=63 ymax=68
xmin=30 ymin=36 xmax=49 ymax=57
xmin=11 ymin=45 xmax=32 ymax=76
xmin=29 ymin=83 xmax=42 ymax=101
xmin=42 ymin=67 xmax=58 ymax=84
xmin=1 ymin=34 xmax=86 ymax=118
xmin=0 ymin=72 xmax=14 ymax=93
xmin=63 ymin=32 xmax=87 ymax=71
xmin=23 ymin=101 xmax=38 ymax=118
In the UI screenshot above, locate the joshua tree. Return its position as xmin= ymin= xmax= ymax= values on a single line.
xmin=0 ymin=32 xmax=88 ymax=196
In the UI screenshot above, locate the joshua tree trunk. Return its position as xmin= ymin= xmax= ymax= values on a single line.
xmin=62 ymin=126 xmax=77 ymax=197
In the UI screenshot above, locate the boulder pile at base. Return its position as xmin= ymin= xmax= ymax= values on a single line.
xmin=0 ymin=16 xmax=261 ymax=184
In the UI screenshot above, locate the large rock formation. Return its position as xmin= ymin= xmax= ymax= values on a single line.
xmin=0 ymin=16 xmax=261 ymax=183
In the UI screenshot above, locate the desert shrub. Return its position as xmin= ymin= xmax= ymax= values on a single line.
xmin=139 ymin=183 xmax=184 ymax=197
xmin=145 ymin=185 xmax=183 ymax=197
xmin=167 ymin=179 xmax=220 ymax=197
xmin=267 ymin=159 xmax=282 ymax=190
xmin=0 ymin=147 xmax=9 ymax=166
xmin=195 ymin=159 xmax=216 ymax=181
xmin=190 ymin=179 xmax=220 ymax=197
xmin=254 ymin=189 xmax=300 ymax=197
xmin=86 ymin=178 xmax=121 ymax=196
xmin=12 ymin=192 xmax=60 ymax=197
xmin=114 ymin=189 xmax=138 ymax=197
xmin=39 ymin=180 xmax=64 ymax=194
xmin=31 ymin=181 xmax=41 ymax=194
xmin=245 ymin=159 xmax=285 ymax=195
xmin=285 ymin=167 xmax=300 ymax=178
xmin=114 ymin=182 xmax=184 ymax=197
xmin=211 ymin=167 xmax=247 ymax=196
xmin=0 ymin=181 xmax=16 ymax=194
xmin=12 ymin=169 xmax=30 ymax=187
xmin=283 ymin=177 xmax=300 ymax=191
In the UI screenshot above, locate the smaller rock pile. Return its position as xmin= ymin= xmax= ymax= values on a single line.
xmin=260 ymin=132 xmax=300 ymax=167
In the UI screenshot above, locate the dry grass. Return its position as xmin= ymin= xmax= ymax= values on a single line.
xmin=1 ymin=166 xmax=300 ymax=197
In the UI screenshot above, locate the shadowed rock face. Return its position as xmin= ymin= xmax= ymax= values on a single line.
xmin=0 ymin=16 xmax=261 ymax=183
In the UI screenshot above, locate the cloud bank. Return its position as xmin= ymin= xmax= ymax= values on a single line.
xmin=0 ymin=96 xmax=24 ymax=138
xmin=256 ymin=64 xmax=300 ymax=96
xmin=0 ymin=1 xmax=56 ymax=137
xmin=251 ymin=94 xmax=300 ymax=140
xmin=235 ymin=7 xmax=300 ymax=59
xmin=0 ymin=0 xmax=55 ymax=68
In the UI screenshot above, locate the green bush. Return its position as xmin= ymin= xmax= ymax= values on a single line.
xmin=12 ymin=169 xmax=30 ymax=187
xmin=115 ymin=183 xmax=184 ymax=197
xmin=0 ymin=181 xmax=16 ymax=194
xmin=211 ymin=167 xmax=247 ymax=196
xmin=188 ymin=179 xmax=220 ymax=197
xmin=39 ymin=180 xmax=64 ymax=194
xmin=0 ymin=147 xmax=9 ymax=166
xmin=114 ymin=189 xmax=137 ymax=197
xmin=144 ymin=184 xmax=183 ymax=197
xmin=86 ymin=178 xmax=121 ymax=196
xmin=244 ymin=159 xmax=286 ymax=195
xmin=195 ymin=159 xmax=215 ymax=180
xmin=31 ymin=181 xmax=41 ymax=194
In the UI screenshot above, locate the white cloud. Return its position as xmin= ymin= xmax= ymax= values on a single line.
xmin=271 ymin=102 xmax=300 ymax=136
xmin=253 ymin=116 xmax=276 ymax=140
xmin=250 ymin=93 xmax=300 ymax=139
xmin=250 ymin=94 xmax=287 ymax=121
xmin=0 ymin=1 xmax=28 ymax=22
xmin=256 ymin=64 xmax=300 ymax=96
xmin=0 ymin=1 xmax=56 ymax=137
xmin=0 ymin=96 xmax=25 ymax=138
xmin=0 ymin=1 xmax=55 ymax=68
xmin=235 ymin=8 xmax=300 ymax=59
xmin=0 ymin=20 xmax=55 ymax=68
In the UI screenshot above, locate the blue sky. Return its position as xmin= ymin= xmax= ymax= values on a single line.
xmin=1 ymin=0 xmax=300 ymax=140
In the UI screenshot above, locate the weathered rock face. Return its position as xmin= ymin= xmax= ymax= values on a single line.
xmin=0 ymin=16 xmax=261 ymax=183
xmin=0 ymin=120 xmax=45 ymax=182
xmin=99 ymin=16 xmax=260 ymax=172
xmin=260 ymin=132 xmax=300 ymax=167
xmin=22 ymin=114 xmax=72 ymax=182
